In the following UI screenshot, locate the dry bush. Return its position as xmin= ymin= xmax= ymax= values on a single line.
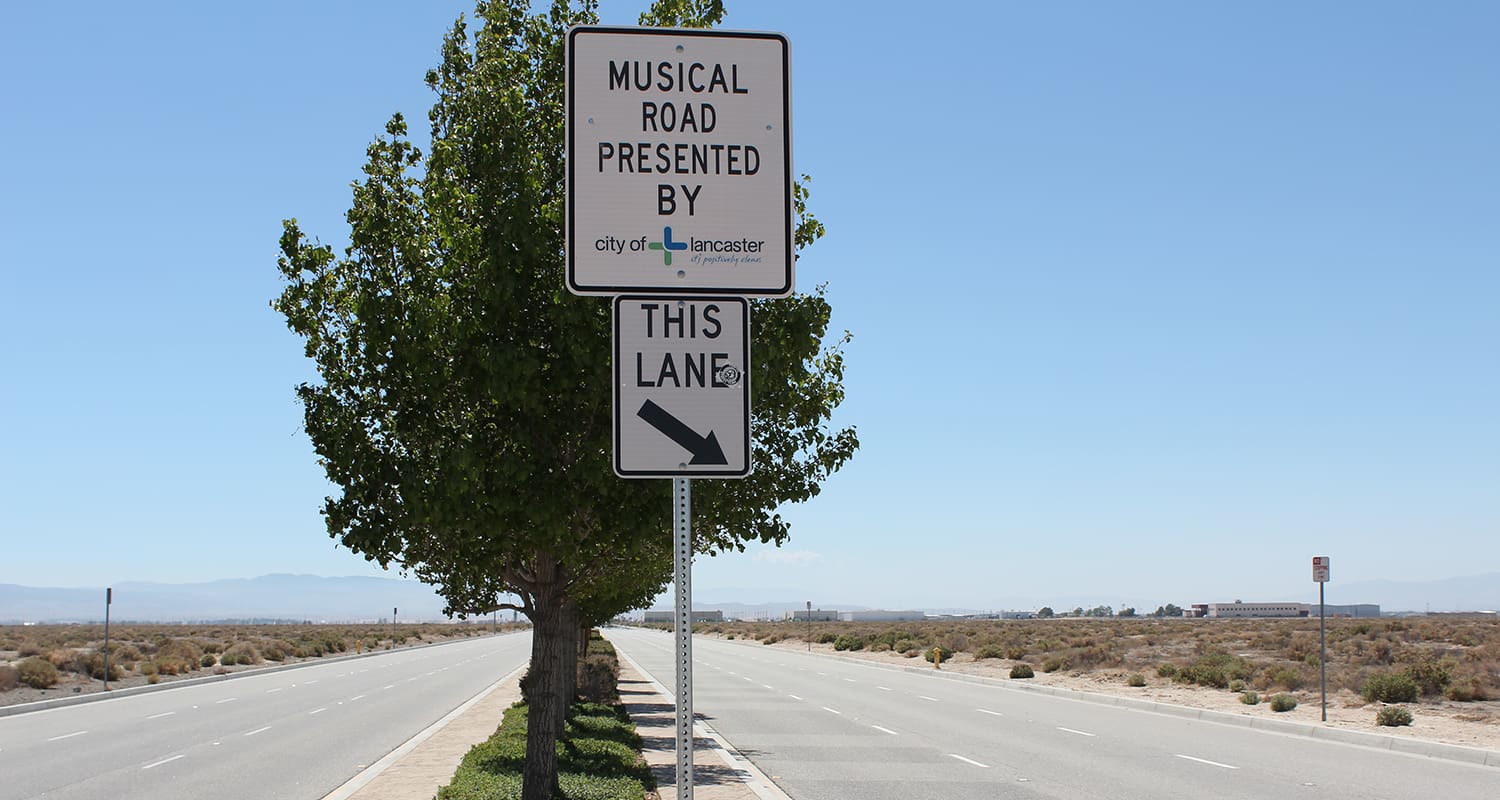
xmin=0 ymin=665 xmax=18 ymax=690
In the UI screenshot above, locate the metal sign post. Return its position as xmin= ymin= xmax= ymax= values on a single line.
xmin=1313 ymin=556 xmax=1330 ymax=722
xmin=673 ymin=478 xmax=694 ymax=799
xmin=103 ymin=587 xmax=112 ymax=691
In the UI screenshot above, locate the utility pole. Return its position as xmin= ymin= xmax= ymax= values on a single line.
xmin=805 ymin=600 xmax=812 ymax=651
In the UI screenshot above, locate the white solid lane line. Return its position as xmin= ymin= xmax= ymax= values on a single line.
xmin=147 ymin=712 xmax=175 ymax=720
xmin=47 ymin=731 xmax=87 ymax=742
xmin=142 ymin=755 xmax=184 ymax=770
xmin=1058 ymin=727 xmax=1095 ymax=737
xmin=244 ymin=726 xmax=272 ymax=737
xmin=872 ymin=725 xmax=899 ymax=736
xmin=1177 ymin=754 xmax=1238 ymax=770
xmin=948 ymin=754 xmax=990 ymax=768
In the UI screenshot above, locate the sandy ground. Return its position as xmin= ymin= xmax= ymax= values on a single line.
xmin=748 ymin=638 xmax=1500 ymax=752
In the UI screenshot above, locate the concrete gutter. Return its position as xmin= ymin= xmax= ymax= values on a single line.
xmin=706 ymin=634 xmax=1500 ymax=769
xmin=0 ymin=631 xmax=526 ymax=719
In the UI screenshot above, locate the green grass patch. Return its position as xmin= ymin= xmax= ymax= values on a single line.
xmin=438 ymin=700 xmax=653 ymax=800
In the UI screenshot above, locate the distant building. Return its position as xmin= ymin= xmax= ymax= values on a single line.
xmin=785 ymin=608 xmax=840 ymax=622
xmin=642 ymin=610 xmax=724 ymax=624
xmin=838 ymin=610 xmax=925 ymax=622
xmin=1197 ymin=601 xmax=1381 ymax=619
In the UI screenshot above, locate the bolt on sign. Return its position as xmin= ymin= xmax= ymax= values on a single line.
xmin=567 ymin=26 xmax=793 ymax=297
xmin=614 ymin=296 xmax=750 ymax=478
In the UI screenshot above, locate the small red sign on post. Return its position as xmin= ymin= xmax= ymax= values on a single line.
xmin=1312 ymin=556 xmax=1330 ymax=583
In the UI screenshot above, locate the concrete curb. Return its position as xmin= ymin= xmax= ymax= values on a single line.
xmin=0 ymin=631 xmax=526 ymax=719
xmin=702 ymin=633 xmax=1500 ymax=769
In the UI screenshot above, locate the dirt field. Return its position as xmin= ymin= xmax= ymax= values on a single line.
xmin=696 ymin=616 xmax=1500 ymax=752
xmin=0 ymin=622 xmax=524 ymax=708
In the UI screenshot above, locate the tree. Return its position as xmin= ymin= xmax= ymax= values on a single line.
xmin=1119 ymin=606 xmax=1136 ymax=617
xmin=1153 ymin=603 xmax=1183 ymax=618
xmin=1037 ymin=607 xmax=1055 ymax=619
xmin=273 ymin=2 xmax=855 ymax=798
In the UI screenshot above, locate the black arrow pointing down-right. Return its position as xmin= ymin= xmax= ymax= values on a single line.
xmin=637 ymin=400 xmax=728 ymax=465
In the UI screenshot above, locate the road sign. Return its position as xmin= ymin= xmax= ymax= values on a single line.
xmin=614 ymin=296 xmax=750 ymax=477
xmin=1313 ymin=556 xmax=1330 ymax=583
xmin=567 ymin=26 xmax=793 ymax=296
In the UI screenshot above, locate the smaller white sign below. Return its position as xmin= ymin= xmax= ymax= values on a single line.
xmin=614 ymin=296 xmax=750 ymax=478
xmin=1312 ymin=556 xmax=1330 ymax=583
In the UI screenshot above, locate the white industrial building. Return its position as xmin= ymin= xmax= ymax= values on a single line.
xmin=785 ymin=608 xmax=841 ymax=622
xmin=838 ymin=609 xmax=926 ymax=622
xmin=642 ymin=610 xmax=723 ymax=624
xmin=1192 ymin=601 xmax=1381 ymax=619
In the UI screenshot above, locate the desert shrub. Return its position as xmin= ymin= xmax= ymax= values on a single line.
xmin=154 ymin=639 xmax=204 ymax=674
xmin=1005 ymin=646 xmax=1028 ymax=660
xmin=1126 ymin=673 xmax=1146 ymax=687
xmin=220 ymin=642 xmax=262 ymax=666
xmin=1182 ymin=650 xmax=1252 ymax=689
xmin=973 ymin=644 xmax=1006 ymax=660
xmin=1376 ymin=706 xmax=1413 ymax=727
xmin=724 ymin=633 xmax=734 ymax=640
xmin=1010 ymin=663 xmax=1034 ymax=679
xmin=1156 ymin=663 xmax=1179 ymax=678
xmin=1362 ymin=671 xmax=1419 ymax=703
xmin=1240 ymin=691 xmax=1260 ymax=705
xmin=1041 ymin=656 xmax=1068 ymax=673
xmin=1270 ymin=694 xmax=1298 ymax=712
xmin=893 ymin=638 xmax=920 ymax=654
xmin=18 ymin=642 xmax=43 ymax=658
xmin=832 ymin=635 xmax=865 ymax=652
xmin=815 ymin=633 xmax=838 ymax=645
xmin=201 ymin=654 xmax=218 ymax=668
xmin=1228 ymin=679 xmax=1246 ymax=693
xmin=760 ymin=634 xmax=781 ymax=645
xmin=1403 ymin=658 xmax=1452 ymax=696
xmin=82 ymin=651 xmax=122 ymax=681
xmin=0 ymin=665 xmax=18 ymax=690
xmin=924 ymin=645 xmax=955 ymax=664
xmin=1444 ymin=677 xmax=1490 ymax=702
xmin=18 ymin=657 xmax=59 ymax=689
xmin=260 ymin=640 xmax=292 ymax=662
xmin=1270 ymin=667 xmax=1305 ymax=691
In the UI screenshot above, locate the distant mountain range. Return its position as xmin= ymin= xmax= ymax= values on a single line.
xmin=4 ymin=572 xmax=1495 ymax=624
xmin=0 ymin=574 xmax=459 ymax=623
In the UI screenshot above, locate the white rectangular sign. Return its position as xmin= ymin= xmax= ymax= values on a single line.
xmin=614 ymin=296 xmax=751 ymax=477
xmin=568 ymin=26 xmax=793 ymax=296
xmin=1313 ymin=556 xmax=1330 ymax=583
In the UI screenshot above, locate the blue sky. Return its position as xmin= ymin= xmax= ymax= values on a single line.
xmin=2 ymin=1 xmax=1496 ymax=612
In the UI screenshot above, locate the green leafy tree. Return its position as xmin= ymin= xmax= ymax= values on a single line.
xmin=1037 ymin=606 xmax=1055 ymax=618
xmin=1153 ymin=603 xmax=1183 ymax=617
xmin=273 ymin=2 xmax=855 ymax=797
xmin=1118 ymin=606 xmax=1136 ymax=617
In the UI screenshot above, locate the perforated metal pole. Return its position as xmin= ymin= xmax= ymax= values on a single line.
xmin=673 ymin=478 xmax=694 ymax=800
xmin=1320 ymin=582 xmax=1327 ymax=722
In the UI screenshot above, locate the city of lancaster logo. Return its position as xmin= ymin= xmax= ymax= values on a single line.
xmin=647 ymin=226 xmax=688 ymax=266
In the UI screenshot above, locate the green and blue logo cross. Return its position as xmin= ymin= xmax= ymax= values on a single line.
xmin=648 ymin=226 xmax=688 ymax=266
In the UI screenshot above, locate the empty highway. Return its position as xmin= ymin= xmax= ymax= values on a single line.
xmin=0 ymin=632 xmax=530 ymax=800
xmin=607 ymin=626 xmax=1497 ymax=800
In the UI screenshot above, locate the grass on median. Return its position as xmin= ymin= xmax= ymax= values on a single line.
xmin=437 ymin=700 xmax=654 ymax=800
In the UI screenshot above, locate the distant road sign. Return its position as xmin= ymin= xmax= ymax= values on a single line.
xmin=567 ymin=26 xmax=793 ymax=296
xmin=1313 ymin=556 xmax=1330 ymax=583
xmin=614 ymin=296 xmax=750 ymax=477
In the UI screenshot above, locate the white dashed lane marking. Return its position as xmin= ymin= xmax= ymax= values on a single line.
xmin=47 ymin=731 xmax=87 ymax=742
xmin=1058 ymin=727 xmax=1095 ymax=737
xmin=976 ymin=708 xmax=1002 ymax=717
xmin=244 ymin=726 xmax=272 ymax=737
xmin=142 ymin=755 xmax=184 ymax=770
xmin=1177 ymin=754 xmax=1238 ymax=770
xmin=949 ymin=754 xmax=989 ymax=768
xmin=146 ymin=712 xmax=175 ymax=720
xmin=872 ymin=725 xmax=899 ymax=736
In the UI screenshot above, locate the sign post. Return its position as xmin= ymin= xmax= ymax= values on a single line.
xmin=103 ymin=587 xmax=112 ymax=691
xmin=805 ymin=600 xmax=812 ymax=651
xmin=568 ymin=26 xmax=791 ymax=800
xmin=1313 ymin=556 xmax=1330 ymax=722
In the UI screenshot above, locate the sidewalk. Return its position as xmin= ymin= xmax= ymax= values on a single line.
xmin=326 ymin=659 xmax=777 ymax=800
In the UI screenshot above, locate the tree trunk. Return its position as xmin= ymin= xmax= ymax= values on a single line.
xmin=521 ymin=584 xmax=577 ymax=800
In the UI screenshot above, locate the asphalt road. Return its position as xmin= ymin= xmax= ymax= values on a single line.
xmin=607 ymin=627 xmax=1498 ymax=800
xmin=0 ymin=631 xmax=531 ymax=800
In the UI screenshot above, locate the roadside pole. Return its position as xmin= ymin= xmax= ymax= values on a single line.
xmin=103 ymin=587 xmax=112 ymax=691
xmin=1313 ymin=556 xmax=1330 ymax=722
xmin=673 ymin=478 xmax=694 ymax=800
xmin=806 ymin=601 xmax=812 ymax=651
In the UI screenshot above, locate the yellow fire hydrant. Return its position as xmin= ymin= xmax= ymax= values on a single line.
xmin=932 ymin=647 xmax=942 ymax=669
